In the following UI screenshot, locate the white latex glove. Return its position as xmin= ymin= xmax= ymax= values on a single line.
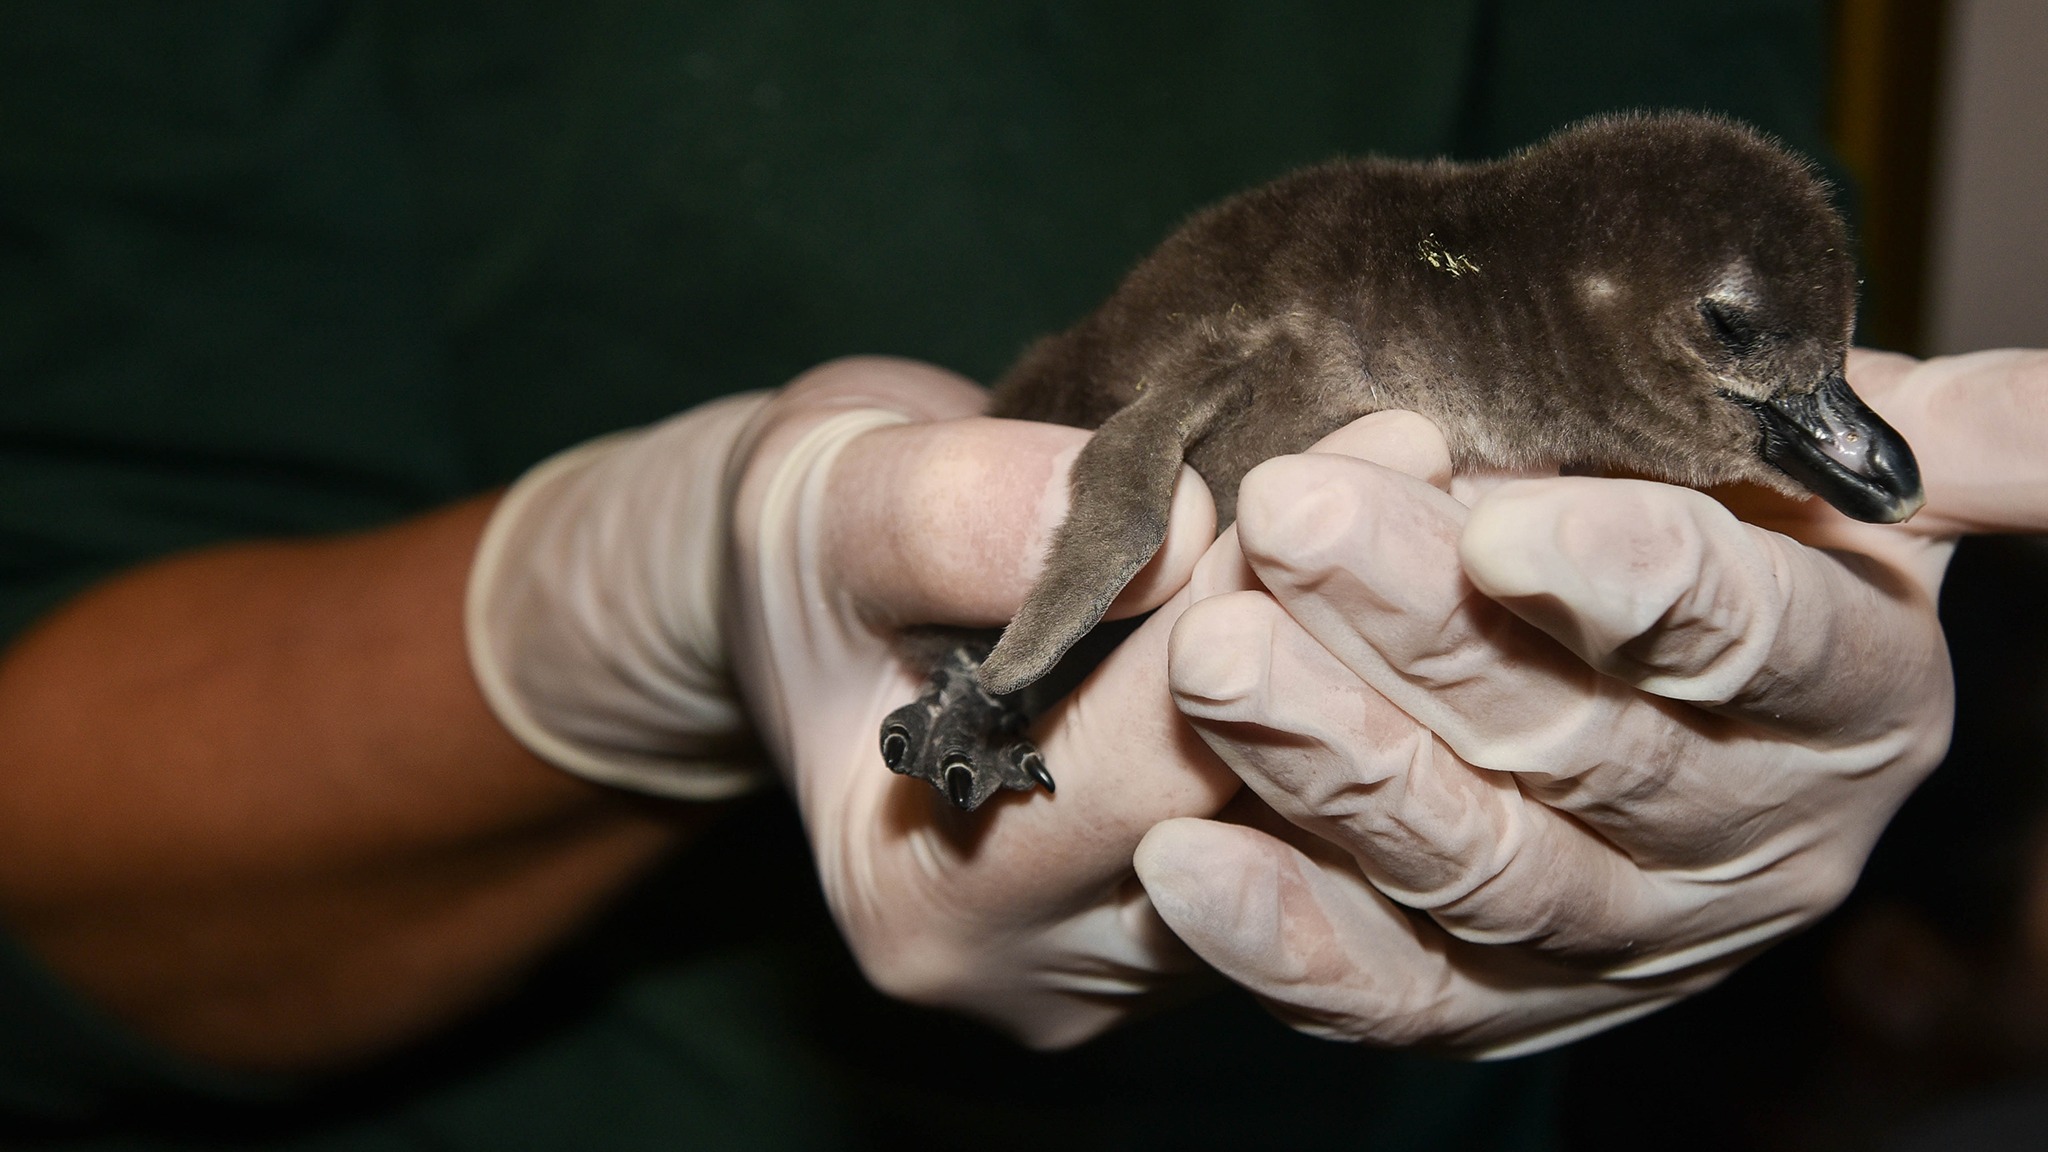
xmin=467 ymin=390 xmax=771 ymax=800
xmin=479 ymin=355 xmax=1367 ymax=1047
xmin=719 ymin=356 xmax=1246 ymax=1046
xmin=1136 ymin=348 xmax=2048 ymax=1059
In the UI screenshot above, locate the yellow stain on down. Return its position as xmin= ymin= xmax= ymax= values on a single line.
xmin=1418 ymin=232 xmax=1481 ymax=277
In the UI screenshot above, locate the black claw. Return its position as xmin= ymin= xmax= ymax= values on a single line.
xmin=880 ymin=725 xmax=911 ymax=770
xmin=1022 ymin=752 xmax=1055 ymax=794
xmin=943 ymin=759 xmax=975 ymax=809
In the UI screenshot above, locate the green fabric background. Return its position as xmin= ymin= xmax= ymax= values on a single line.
xmin=0 ymin=2 xmax=1832 ymax=1147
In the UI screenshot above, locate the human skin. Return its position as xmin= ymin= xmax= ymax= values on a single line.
xmin=0 ymin=498 xmax=698 ymax=1071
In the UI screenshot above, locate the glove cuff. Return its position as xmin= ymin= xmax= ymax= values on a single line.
xmin=466 ymin=392 xmax=772 ymax=800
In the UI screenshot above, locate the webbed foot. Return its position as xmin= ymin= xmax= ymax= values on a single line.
xmin=881 ymin=643 xmax=1054 ymax=812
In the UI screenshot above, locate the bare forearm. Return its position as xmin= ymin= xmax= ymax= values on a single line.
xmin=0 ymin=497 xmax=702 ymax=1071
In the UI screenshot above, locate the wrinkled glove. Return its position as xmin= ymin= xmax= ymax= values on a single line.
xmin=720 ymin=357 xmax=1294 ymax=1046
xmin=1137 ymin=348 xmax=2047 ymax=1058
xmin=467 ymin=390 xmax=771 ymax=800
xmin=472 ymin=356 xmax=1248 ymax=1047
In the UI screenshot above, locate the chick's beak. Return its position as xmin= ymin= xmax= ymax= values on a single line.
xmin=1742 ymin=371 xmax=1925 ymax=523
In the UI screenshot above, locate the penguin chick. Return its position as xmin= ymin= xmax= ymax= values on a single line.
xmin=980 ymin=110 xmax=1921 ymax=693
xmin=884 ymin=111 xmax=1924 ymax=812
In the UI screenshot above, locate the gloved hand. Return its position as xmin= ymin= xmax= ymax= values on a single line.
xmin=1136 ymin=348 xmax=2048 ymax=1058
xmin=479 ymin=355 xmax=1339 ymax=1047
xmin=719 ymin=356 xmax=1232 ymax=1045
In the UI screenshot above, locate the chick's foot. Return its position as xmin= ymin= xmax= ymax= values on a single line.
xmin=880 ymin=642 xmax=1052 ymax=811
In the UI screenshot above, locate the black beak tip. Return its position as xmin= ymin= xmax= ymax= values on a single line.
xmin=1828 ymin=482 xmax=1924 ymax=525
xmin=1853 ymin=479 xmax=1926 ymax=525
xmin=1747 ymin=374 xmax=1926 ymax=525
xmin=1817 ymin=420 xmax=1924 ymax=524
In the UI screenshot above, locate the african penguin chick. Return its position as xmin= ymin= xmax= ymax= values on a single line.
xmin=881 ymin=111 xmax=1924 ymax=813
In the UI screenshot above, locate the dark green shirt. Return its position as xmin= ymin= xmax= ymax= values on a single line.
xmin=0 ymin=2 xmax=1832 ymax=1147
